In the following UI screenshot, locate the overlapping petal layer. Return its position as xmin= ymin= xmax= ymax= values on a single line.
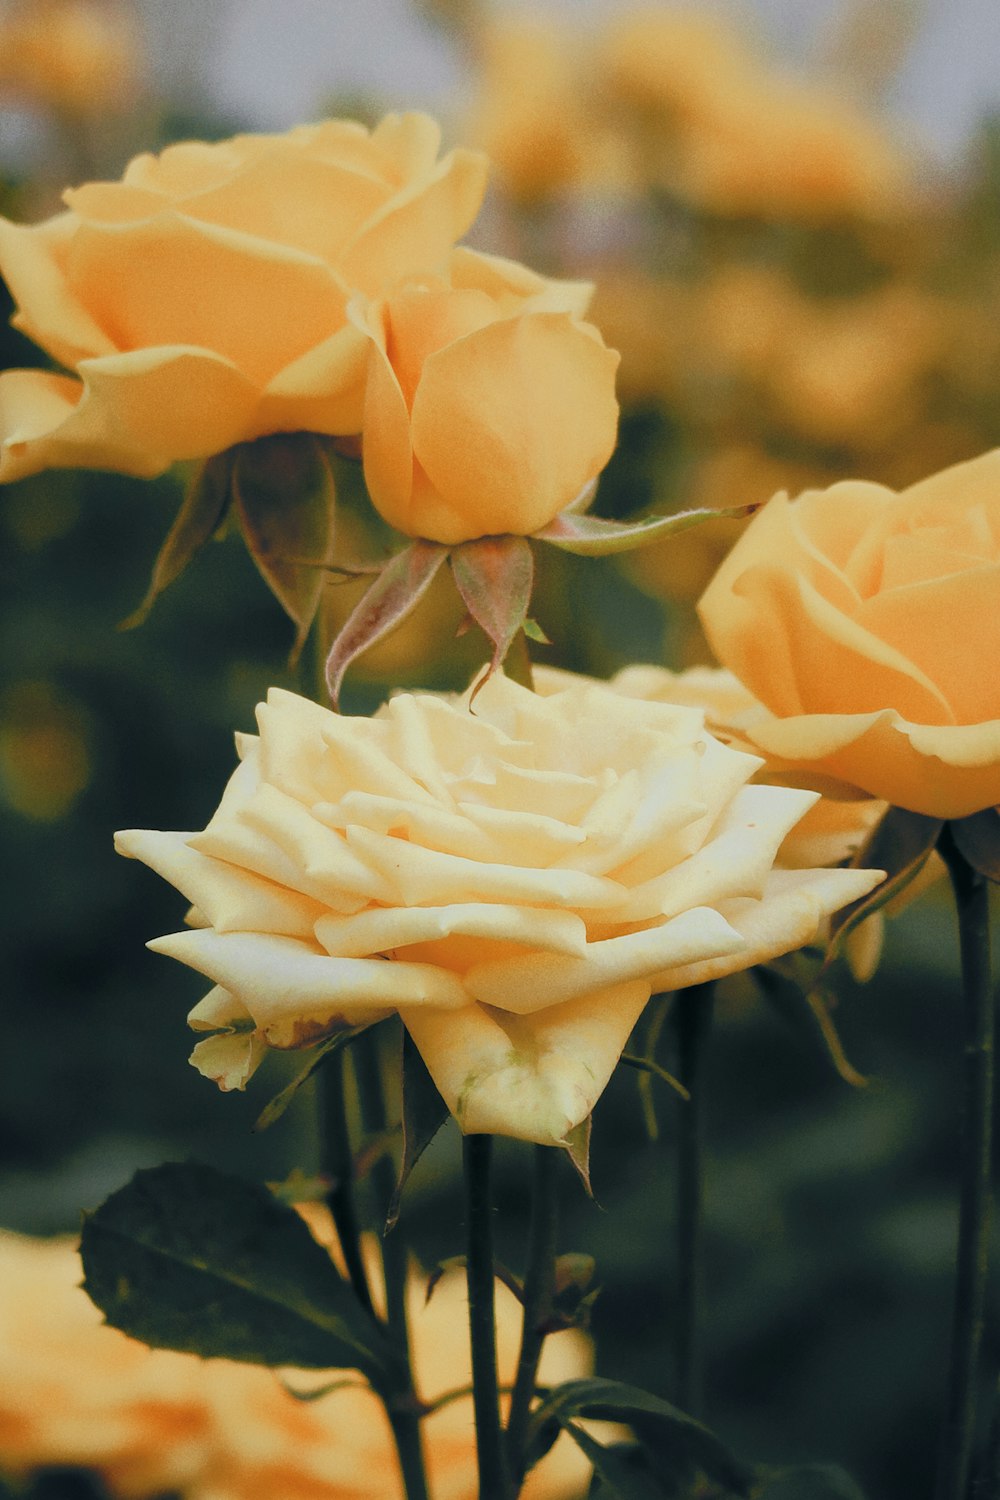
xmin=117 ymin=672 xmax=882 ymax=1144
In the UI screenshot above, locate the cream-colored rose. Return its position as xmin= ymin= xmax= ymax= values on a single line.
xmin=350 ymin=247 xmax=620 ymax=543
xmin=116 ymin=672 xmax=881 ymax=1145
xmin=0 ymin=114 xmax=487 ymax=481
xmin=698 ymin=449 xmax=1000 ymax=817
xmin=0 ymin=1224 xmax=590 ymax=1500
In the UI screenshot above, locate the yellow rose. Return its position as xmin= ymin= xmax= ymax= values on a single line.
xmin=0 ymin=0 xmax=141 ymax=117
xmin=698 ymin=450 xmax=1000 ymax=817
xmin=0 ymin=115 xmax=487 ymax=482
xmin=0 ymin=1224 xmax=591 ymax=1500
xmin=116 ymin=671 xmax=880 ymax=1145
xmin=350 ymin=247 xmax=620 ymax=543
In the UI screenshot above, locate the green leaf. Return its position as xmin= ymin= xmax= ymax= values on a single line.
xmin=253 ymin=1025 xmax=371 ymax=1132
xmin=751 ymin=1464 xmax=868 ymax=1499
xmin=569 ymin=1426 xmax=674 ymax=1499
xmin=950 ymin=809 xmax=1000 ymax=884
xmin=827 ymin=806 xmax=943 ymax=960
xmin=449 ymin=535 xmax=534 ymax=682
xmin=325 ymin=540 xmax=448 ymax=706
xmin=232 ymin=434 xmax=336 ymax=659
xmin=120 ymin=452 xmax=233 ymax=628
xmin=523 ymin=1378 xmax=755 ymax=1494
xmin=386 ymin=1031 xmax=450 ymax=1230
xmin=523 ymin=616 xmax=552 ymax=645
xmin=80 ymin=1162 xmax=391 ymax=1378
xmin=562 ymin=1116 xmax=594 ymax=1197
xmin=532 ymin=504 xmax=758 ymax=556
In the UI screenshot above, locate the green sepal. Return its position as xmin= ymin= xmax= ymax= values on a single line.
xmin=562 ymin=1116 xmax=594 ymax=1197
xmin=325 ymin=539 xmax=448 ymax=706
xmin=253 ymin=1025 xmax=371 ymax=1132
xmin=572 ymin=1426 xmax=675 ymax=1498
xmin=827 ymin=805 xmax=943 ymax=961
xmin=232 ymin=434 xmax=337 ymax=661
xmin=120 ymin=451 xmax=233 ymax=628
xmin=449 ymin=534 xmax=534 ymax=683
xmin=949 ymin=809 xmax=1000 ymax=884
xmin=754 ymin=959 xmax=869 ymax=1090
xmin=386 ymin=1031 xmax=450 ymax=1230
xmin=523 ymin=1377 xmax=756 ymax=1493
xmin=80 ymin=1162 xmax=392 ymax=1378
xmin=532 ymin=504 xmax=758 ymax=556
xmin=620 ymin=1052 xmax=690 ymax=1102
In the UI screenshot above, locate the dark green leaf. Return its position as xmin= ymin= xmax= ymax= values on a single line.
xmin=524 ymin=1378 xmax=755 ymax=1494
xmin=253 ymin=1025 xmax=371 ymax=1132
xmin=827 ymin=806 xmax=943 ymax=959
xmin=120 ymin=452 xmax=233 ymax=628
xmin=449 ymin=535 xmax=534 ymax=680
xmin=387 ymin=1031 xmax=450 ymax=1230
xmin=532 ymin=505 xmax=758 ymax=556
xmin=80 ymin=1162 xmax=390 ymax=1377
xmin=325 ymin=540 xmax=448 ymax=706
xmin=568 ymin=1425 xmax=674 ymax=1499
xmin=752 ymin=1464 xmax=867 ymax=1499
xmin=950 ymin=809 xmax=1000 ymax=884
xmin=232 ymin=434 xmax=336 ymax=658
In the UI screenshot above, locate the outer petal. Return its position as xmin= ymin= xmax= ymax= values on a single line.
xmin=258 ymin=323 xmax=368 ymax=438
xmin=0 ymin=213 xmax=115 ymax=366
xmin=0 ymin=367 xmax=162 ymax=481
xmin=744 ymin=706 xmax=1000 ymax=818
xmin=409 ymin=313 xmax=620 ymax=542
xmin=403 ymin=980 xmax=652 ymax=1145
xmin=357 ymin=310 xmax=416 ymax=531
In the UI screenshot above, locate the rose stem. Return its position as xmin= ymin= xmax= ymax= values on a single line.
xmin=464 ymin=1132 xmax=516 ymax=1500
xmin=320 ymin=1049 xmax=376 ymax=1319
xmin=674 ymin=981 xmax=715 ymax=1416
xmin=354 ymin=1025 xmax=430 ymax=1500
xmin=506 ymin=1144 xmax=559 ymax=1482
xmin=934 ymin=828 xmax=994 ymax=1500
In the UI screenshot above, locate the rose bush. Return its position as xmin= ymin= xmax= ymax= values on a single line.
xmin=0 ymin=114 xmax=487 ymax=481
xmin=116 ymin=671 xmax=881 ymax=1145
xmin=0 ymin=1223 xmax=591 ymax=1500
xmin=350 ymin=247 xmax=620 ymax=542
xmin=698 ymin=449 xmax=1000 ymax=817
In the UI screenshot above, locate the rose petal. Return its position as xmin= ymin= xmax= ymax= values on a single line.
xmin=0 ymin=213 xmax=115 ymax=365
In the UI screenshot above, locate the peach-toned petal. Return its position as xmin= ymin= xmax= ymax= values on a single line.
xmin=409 ymin=313 xmax=620 ymax=541
xmin=0 ymin=213 xmax=116 ymax=365
xmin=745 ymin=707 xmax=1000 ymax=819
xmin=0 ymin=367 xmax=165 ymax=481
xmin=403 ymin=980 xmax=652 ymax=1144
xmin=66 ymin=214 xmax=348 ymax=385
xmin=315 ymin=903 xmax=587 ymax=960
xmin=358 ymin=316 xmax=416 ymax=532
xmin=258 ymin=323 xmax=368 ymax=438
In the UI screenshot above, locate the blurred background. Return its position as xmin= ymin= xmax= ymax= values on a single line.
xmin=2 ymin=1 xmax=1000 ymax=1496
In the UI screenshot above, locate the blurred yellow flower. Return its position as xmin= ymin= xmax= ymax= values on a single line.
xmin=351 ymin=247 xmax=620 ymax=543
xmin=0 ymin=1223 xmax=591 ymax=1499
xmin=0 ymin=114 xmax=487 ymax=482
xmin=0 ymin=0 xmax=141 ymax=117
xmin=699 ymin=449 xmax=1000 ymax=816
xmin=0 ymin=680 xmax=92 ymax=821
xmin=116 ymin=671 xmax=881 ymax=1144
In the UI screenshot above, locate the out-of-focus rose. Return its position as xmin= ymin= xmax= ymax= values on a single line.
xmin=116 ymin=671 xmax=880 ymax=1145
xmin=698 ymin=450 xmax=1000 ymax=817
xmin=605 ymin=7 xmax=909 ymax=222
xmin=0 ymin=0 xmax=141 ymax=117
xmin=350 ymin=247 xmax=620 ymax=543
xmin=0 ymin=1224 xmax=590 ymax=1500
xmin=0 ymin=114 xmax=487 ymax=482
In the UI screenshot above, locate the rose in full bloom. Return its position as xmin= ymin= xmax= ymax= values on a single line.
xmin=350 ymin=247 xmax=620 ymax=542
xmin=698 ymin=449 xmax=1000 ymax=818
xmin=0 ymin=1222 xmax=591 ymax=1500
xmin=0 ymin=114 xmax=487 ymax=482
xmin=116 ymin=672 xmax=881 ymax=1145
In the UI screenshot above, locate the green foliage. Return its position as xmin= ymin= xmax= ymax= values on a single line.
xmin=387 ymin=1031 xmax=450 ymax=1230
xmin=80 ymin=1161 xmax=392 ymax=1378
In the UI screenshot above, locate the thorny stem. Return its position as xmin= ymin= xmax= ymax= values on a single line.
xmin=934 ymin=828 xmax=994 ymax=1500
xmin=464 ymin=1134 xmax=515 ymax=1500
xmin=674 ymin=982 xmax=715 ymax=1417
xmin=319 ymin=1051 xmax=376 ymax=1320
xmin=506 ymin=1145 xmax=559 ymax=1482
